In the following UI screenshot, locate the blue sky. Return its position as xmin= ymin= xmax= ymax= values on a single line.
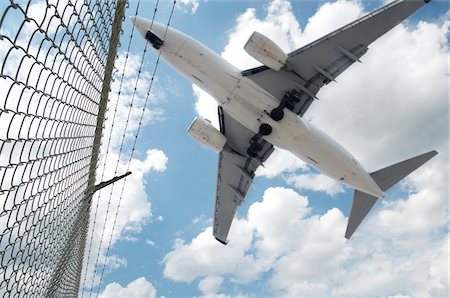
xmin=77 ymin=0 xmax=450 ymax=297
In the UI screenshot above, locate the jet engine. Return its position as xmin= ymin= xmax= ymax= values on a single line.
xmin=244 ymin=31 xmax=288 ymax=71
xmin=187 ymin=117 xmax=227 ymax=151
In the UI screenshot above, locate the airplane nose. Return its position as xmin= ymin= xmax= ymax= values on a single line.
xmin=129 ymin=16 xmax=136 ymax=26
xmin=129 ymin=16 xmax=166 ymax=50
xmin=130 ymin=15 xmax=145 ymax=36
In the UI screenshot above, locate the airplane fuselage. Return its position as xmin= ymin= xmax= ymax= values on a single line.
xmin=133 ymin=18 xmax=384 ymax=198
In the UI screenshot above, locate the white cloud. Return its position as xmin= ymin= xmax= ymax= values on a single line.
xmin=307 ymin=18 xmax=449 ymax=170
xmin=130 ymin=149 xmax=168 ymax=174
xmin=164 ymin=1 xmax=449 ymax=297
xmin=163 ymin=217 xmax=254 ymax=283
xmin=299 ymin=0 xmax=364 ymax=46
xmin=177 ymin=0 xmax=201 ymax=14
xmin=145 ymin=239 xmax=156 ymax=247
xmin=286 ymin=172 xmax=345 ymax=196
xmin=198 ymin=276 xmax=224 ymax=295
xmin=255 ymin=148 xmax=305 ymax=178
xmin=222 ymin=0 xmax=302 ymax=70
xmin=164 ymin=166 xmax=448 ymax=296
xmin=194 ymin=85 xmax=219 ymax=129
xmin=376 ymin=156 xmax=448 ymax=235
xmin=99 ymin=277 xmax=157 ymax=298
xmin=104 ymin=255 xmax=127 ymax=270
xmin=81 ymin=148 xmax=168 ymax=289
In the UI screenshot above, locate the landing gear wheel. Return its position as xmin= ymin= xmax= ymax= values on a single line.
xmin=250 ymin=143 xmax=263 ymax=152
xmin=259 ymin=123 xmax=272 ymax=136
xmin=270 ymin=108 xmax=284 ymax=121
xmin=247 ymin=148 xmax=257 ymax=158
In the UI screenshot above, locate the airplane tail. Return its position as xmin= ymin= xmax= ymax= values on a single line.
xmin=345 ymin=150 xmax=438 ymax=239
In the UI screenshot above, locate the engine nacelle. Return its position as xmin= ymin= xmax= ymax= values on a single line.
xmin=244 ymin=31 xmax=287 ymax=71
xmin=187 ymin=117 xmax=227 ymax=151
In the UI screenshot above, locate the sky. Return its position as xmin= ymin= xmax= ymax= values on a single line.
xmin=79 ymin=0 xmax=449 ymax=297
xmin=80 ymin=0 xmax=450 ymax=297
xmin=2 ymin=0 xmax=446 ymax=297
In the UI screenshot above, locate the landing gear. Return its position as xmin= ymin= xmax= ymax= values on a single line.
xmin=259 ymin=123 xmax=272 ymax=136
xmin=247 ymin=123 xmax=272 ymax=158
xmin=270 ymin=89 xmax=301 ymax=121
xmin=146 ymin=31 xmax=164 ymax=49
xmin=270 ymin=108 xmax=284 ymax=122
xmin=247 ymin=144 xmax=261 ymax=158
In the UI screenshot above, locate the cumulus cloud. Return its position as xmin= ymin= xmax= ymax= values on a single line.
xmin=81 ymin=148 xmax=168 ymax=289
xmin=177 ymin=0 xmax=201 ymax=14
xmin=163 ymin=217 xmax=254 ymax=283
xmin=165 ymin=0 xmax=449 ymax=297
xmin=198 ymin=276 xmax=224 ymax=295
xmin=286 ymin=172 xmax=345 ymax=196
xmin=307 ymin=17 xmax=449 ymax=170
xmin=99 ymin=277 xmax=157 ymax=298
xmin=165 ymin=166 xmax=448 ymax=296
xmin=255 ymin=148 xmax=305 ymax=178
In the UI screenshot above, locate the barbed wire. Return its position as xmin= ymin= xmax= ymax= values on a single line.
xmin=94 ymin=1 xmax=177 ymax=295
xmin=78 ymin=0 xmax=140 ymax=293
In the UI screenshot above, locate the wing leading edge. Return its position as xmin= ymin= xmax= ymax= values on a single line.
xmin=243 ymin=0 xmax=429 ymax=117
xmin=213 ymin=108 xmax=274 ymax=244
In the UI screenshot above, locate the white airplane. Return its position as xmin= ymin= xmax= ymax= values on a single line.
xmin=130 ymin=0 xmax=436 ymax=244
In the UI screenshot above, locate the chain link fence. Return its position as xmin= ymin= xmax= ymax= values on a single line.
xmin=0 ymin=0 xmax=126 ymax=296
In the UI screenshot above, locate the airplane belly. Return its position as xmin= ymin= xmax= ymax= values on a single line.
xmin=284 ymin=122 xmax=383 ymax=197
xmin=166 ymin=39 xmax=241 ymax=105
xmin=157 ymin=33 xmax=382 ymax=197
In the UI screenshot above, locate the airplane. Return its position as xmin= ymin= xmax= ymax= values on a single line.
xmin=130 ymin=0 xmax=437 ymax=245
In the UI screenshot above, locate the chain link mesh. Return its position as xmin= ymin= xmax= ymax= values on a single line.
xmin=0 ymin=0 xmax=125 ymax=296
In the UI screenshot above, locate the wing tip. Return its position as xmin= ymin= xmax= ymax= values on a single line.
xmin=215 ymin=237 xmax=228 ymax=245
xmin=344 ymin=230 xmax=352 ymax=240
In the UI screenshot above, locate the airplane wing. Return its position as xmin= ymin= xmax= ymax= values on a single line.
xmin=213 ymin=107 xmax=274 ymax=244
xmin=242 ymin=0 xmax=429 ymax=117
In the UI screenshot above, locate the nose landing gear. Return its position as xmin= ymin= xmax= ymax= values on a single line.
xmin=146 ymin=31 xmax=164 ymax=49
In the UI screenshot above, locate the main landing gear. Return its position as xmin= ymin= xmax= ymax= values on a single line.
xmin=247 ymin=123 xmax=272 ymax=158
xmin=270 ymin=89 xmax=301 ymax=122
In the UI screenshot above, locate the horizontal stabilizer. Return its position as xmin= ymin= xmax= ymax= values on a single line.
xmin=345 ymin=191 xmax=378 ymax=239
xmin=370 ymin=150 xmax=438 ymax=191
xmin=346 ymin=150 xmax=437 ymax=239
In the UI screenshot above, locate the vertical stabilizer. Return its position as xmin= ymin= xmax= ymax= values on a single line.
xmin=345 ymin=150 xmax=438 ymax=239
